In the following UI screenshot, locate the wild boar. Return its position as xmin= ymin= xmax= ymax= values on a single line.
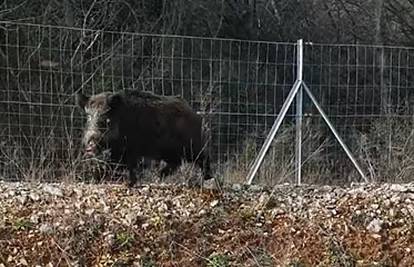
xmin=76 ymin=89 xmax=212 ymax=187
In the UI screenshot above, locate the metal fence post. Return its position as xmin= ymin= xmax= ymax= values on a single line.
xmin=295 ymin=39 xmax=304 ymax=185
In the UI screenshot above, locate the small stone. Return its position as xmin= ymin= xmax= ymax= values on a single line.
xmin=198 ymin=209 xmax=207 ymax=216
xmin=30 ymin=215 xmax=40 ymax=224
xmin=210 ymin=200 xmax=219 ymax=208
xmin=232 ymin=184 xmax=242 ymax=191
xmin=348 ymin=188 xmax=365 ymax=195
xmin=407 ymin=205 xmax=414 ymax=216
xmin=390 ymin=184 xmax=408 ymax=193
xmin=249 ymin=185 xmax=262 ymax=192
xmin=39 ymin=223 xmax=54 ymax=234
xmin=85 ymin=209 xmax=94 ymax=216
xmin=19 ymin=258 xmax=28 ymax=266
xmin=401 ymin=208 xmax=409 ymax=216
xmin=102 ymin=206 xmax=110 ymax=213
xmin=17 ymin=195 xmax=27 ymax=205
xmin=105 ymin=234 xmax=115 ymax=246
xmin=43 ymin=185 xmax=63 ymax=197
xmin=125 ymin=213 xmax=136 ymax=225
xmin=271 ymin=208 xmax=285 ymax=217
xmin=367 ymin=219 xmax=383 ymax=233
xmin=29 ymin=193 xmax=40 ymax=201
xmin=141 ymin=186 xmax=150 ymax=194
xmin=391 ymin=196 xmax=401 ymax=204
xmin=371 ymin=204 xmax=379 ymax=210
xmin=371 ymin=234 xmax=382 ymax=239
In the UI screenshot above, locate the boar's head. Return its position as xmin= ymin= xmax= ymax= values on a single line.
xmin=76 ymin=92 xmax=123 ymax=158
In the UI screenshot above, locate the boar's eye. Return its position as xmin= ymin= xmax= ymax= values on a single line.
xmin=106 ymin=118 xmax=111 ymax=125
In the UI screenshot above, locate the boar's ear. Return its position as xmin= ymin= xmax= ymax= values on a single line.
xmin=76 ymin=92 xmax=89 ymax=110
xmin=107 ymin=94 xmax=123 ymax=110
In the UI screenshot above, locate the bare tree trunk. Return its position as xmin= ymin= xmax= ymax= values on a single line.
xmin=374 ymin=0 xmax=393 ymax=167
xmin=375 ymin=0 xmax=388 ymax=114
xmin=64 ymin=0 xmax=75 ymax=27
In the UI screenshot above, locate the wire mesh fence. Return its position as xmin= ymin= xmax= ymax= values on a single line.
xmin=0 ymin=21 xmax=297 ymax=182
xmin=1 ymin=21 xmax=414 ymax=184
xmin=300 ymin=43 xmax=414 ymax=183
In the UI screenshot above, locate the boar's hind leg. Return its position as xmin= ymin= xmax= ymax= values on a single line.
xmin=159 ymin=160 xmax=180 ymax=179
xmin=126 ymin=155 xmax=141 ymax=187
xmin=195 ymin=154 xmax=213 ymax=187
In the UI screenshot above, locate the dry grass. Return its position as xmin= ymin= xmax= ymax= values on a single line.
xmin=2 ymin=116 xmax=414 ymax=187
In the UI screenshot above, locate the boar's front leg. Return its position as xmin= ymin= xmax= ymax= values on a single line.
xmin=126 ymin=153 xmax=140 ymax=187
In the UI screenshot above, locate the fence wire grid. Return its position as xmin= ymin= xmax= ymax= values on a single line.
xmin=1 ymin=21 xmax=414 ymax=184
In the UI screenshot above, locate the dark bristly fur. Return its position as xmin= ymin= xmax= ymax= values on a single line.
xmin=76 ymin=89 xmax=213 ymax=187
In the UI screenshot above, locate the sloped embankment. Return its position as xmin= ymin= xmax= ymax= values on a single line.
xmin=0 ymin=181 xmax=413 ymax=266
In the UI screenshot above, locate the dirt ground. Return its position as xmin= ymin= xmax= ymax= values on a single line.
xmin=0 ymin=180 xmax=413 ymax=266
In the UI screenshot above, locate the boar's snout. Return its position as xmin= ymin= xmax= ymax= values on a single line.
xmin=84 ymin=140 xmax=98 ymax=158
xmin=82 ymin=130 xmax=102 ymax=158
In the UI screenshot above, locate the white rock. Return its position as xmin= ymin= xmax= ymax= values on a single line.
xmin=19 ymin=258 xmax=28 ymax=266
xmin=391 ymin=196 xmax=401 ymax=204
xmin=271 ymin=208 xmax=285 ymax=216
xmin=348 ymin=188 xmax=365 ymax=195
xmin=29 ymin=193 xmax=40 ymax=201
xmin=125 ymin=213 xmax=136 ymax=225
xmin=198 ymin=209 xmax=207 ymax=216
xmin=367 ymin=219 xmax=383 ymax=233
xmin=407 ymin=205 xmax=414 ymax=216
xmin=232 ymin=184 xmax=242 ymax=191
xmin=371 ymin=204 xmax=379 ymax=210
xmin=17 ymin=195 xmax=27 ymax=205
xmin=85 ymin=209 xmax=94 ymax=216
xmin=105 ymin=234 xmax=115 ymax=246
xmin=7 ymin=190 xmax=16 ymax=197
xmin=30 ymin=215 xmax=40 ymax=224
xmin=210 ymin=200 xmax=219 ymax=208
xmin=390 ymin=184 xmax=408 ymax=193
xmin=371 ymin=234 xmax=382 ymax=239
xmin=250 ymin=185 xmax=262 ymax=192
xmin=43 ymin=185 xmax=63 ymax=197
xmin=39 ymin=223 xmax=54 ymax=234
